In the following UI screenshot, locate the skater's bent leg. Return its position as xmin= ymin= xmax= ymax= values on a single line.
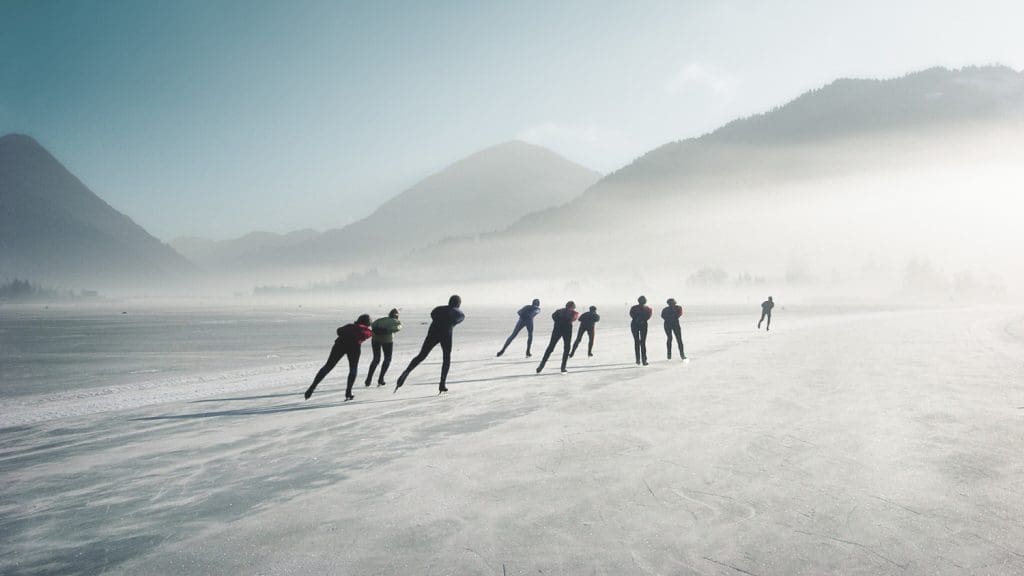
xmin=345 ymin=349 xmax=359 ymax=397
xmin=502 ymin=322 xmax=521 ymax=350
xmin=559 ymin=332 xmax=571 ymax=370
xmin=366 ymin=341 xmax=382 ymax=383
xmin=526 ymin=324 xmax=534 ymax=355
xmin=571 ymin=327 xmax=584 ymax=355
xmin=544 ymin=331 xmax=559 ymax=362
xmin=587 ymin=328 xmax=594 ymax=356
xmin=538 ymin=331 xmax=559 ymax=370
xmin=311 ymin=344 xmax=344 ymax=385
xmin=440 ymin=336 xmax=453 ymax=385
xmin=379 ymin=342 xmax=393 ymax=381
xmin=401 ymin=336 xmax=438 ymax=380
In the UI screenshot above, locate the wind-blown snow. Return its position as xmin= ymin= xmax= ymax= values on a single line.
xmin=1 ymin=304 xmax=1023 ymax=575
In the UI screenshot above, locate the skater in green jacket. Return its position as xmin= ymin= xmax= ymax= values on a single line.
xmin=365 ymin=308 xmax=402 ymax=386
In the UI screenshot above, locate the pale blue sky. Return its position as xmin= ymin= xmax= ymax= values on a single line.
xmin=2 ymin=0 xmax=1022 ymax=240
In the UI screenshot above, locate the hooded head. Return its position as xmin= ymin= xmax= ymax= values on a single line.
xmin=389 ymin=308 xmax=399 ymax=318
xmin=532 ymin=298 xmax=540 ymax=307
xmin=589 ymin=306 xmax=597 ymax=313
xmin=565 ymin=300 xmax=576 ymax=309
xmin=638 ymin=295 xmax=647 ymax=305
xmin=448 ymin=294 xmax=462 ymax=308
xmin=667 ymin=298 xmax=676 ymax=306
xmin=356 ymin=314 xmax=371 ymax=325
xmin=768 ymin=296 xmax=774 ymax=302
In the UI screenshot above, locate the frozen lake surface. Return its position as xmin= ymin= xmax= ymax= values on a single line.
xmin=2 ymin=303 xmax=1023 ymax=575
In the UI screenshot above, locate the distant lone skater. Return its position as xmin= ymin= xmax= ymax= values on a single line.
xmin=497 ymin=299 xmax=541 ymax=357
xmin=305 ymin=314 xmax=372 ymax=401
xmin=570 ymin=305 xmax=600 ymax=358
xmin=365 ymin=308 xmax=402 ymax=387
xmin=630 ymin=296 xmax=653 ymax=366
xmin=758 ymin=296 xmax=775 ymax=331
xmin=395 ymin=295 xmax=465 ymax=394
xmin=537 ymin=301 xmax=579 ymax=373
xmin=661 ymin=298 xmax=686 ymax=360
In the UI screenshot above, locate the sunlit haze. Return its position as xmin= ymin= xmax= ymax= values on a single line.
xmin=2 ymin=0 xmax=1023 ymax=240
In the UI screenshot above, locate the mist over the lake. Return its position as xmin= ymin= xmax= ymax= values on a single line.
xmin=3 ymin=3 xmax=1024 ymax=576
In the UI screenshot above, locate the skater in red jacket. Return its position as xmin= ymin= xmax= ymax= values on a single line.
xmin=305 ymin=314 xmax=372 ymax=401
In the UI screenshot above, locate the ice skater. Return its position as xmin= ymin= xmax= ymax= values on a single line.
xmin=395 ymin=295 xmax=465 ymax=394
xmin=758 ymin=296 xmax=774 ymax=331
xmin=570 ymin=305 xmax=600 ymax=358
xmin=305 ymin=314 xmax=373 ymax=401
xmin=365 ymin=308 xmax=402 ymax=387
xmin=497 ymin=298 xmax=541 ymax=357
xmin=661 ymin=298 xmax=686 ymax=360
xmin=630 ymin=295 xmax=652 ymax=365
xmin=537 ymin=301 xmax=579 ymax=373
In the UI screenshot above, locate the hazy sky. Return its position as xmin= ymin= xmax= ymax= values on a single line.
xmin=2 ymin=0 xmax=1022 ymax=240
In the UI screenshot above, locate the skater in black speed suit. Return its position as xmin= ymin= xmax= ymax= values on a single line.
xmin=570 ymin=305 xmax=600 ymax=358
xmin=661 ymin=298 xmax=686 ymax=360
xmin=497 ymin=299 xmax=540 ymax=357
xmin=395 ymin=295 xmax=465 ymax=394
xmin=537 ymin=301 xmax=579 ymax=373
xmin=305 ymin=314 xmax=373 ymax=401
xmin=629 ymin=295 xmax=652 ymax=365
xmin=758 ymin=296 xmax=774 ymax=331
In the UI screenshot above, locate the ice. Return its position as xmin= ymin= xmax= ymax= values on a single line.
xmin=1 ymin=304 xmax=1023 ymax=574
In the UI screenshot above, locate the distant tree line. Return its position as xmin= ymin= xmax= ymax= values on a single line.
xmin=0 ymin=278 xmax=57 ymax=300
xmin=253 ymin=268 xmax=383 ymax=295
xmin=0 ymin=279 xmax=100 ymax=301
xmin=686 ymin=267 xmax=767 ymax=288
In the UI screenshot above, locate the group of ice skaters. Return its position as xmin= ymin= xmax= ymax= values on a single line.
xmin=304 ymin=294 xmax=776 ymax=401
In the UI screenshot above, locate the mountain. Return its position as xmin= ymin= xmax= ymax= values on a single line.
xmin=0 ymin=134 xmax=196 ymax=290
xmin=390 ymin=66 xmax=1024 ymax=294
xmin=170 ymin=229 xmax=319 ymax=271
xmin=227 ymin=140 xmax=601 ymax=280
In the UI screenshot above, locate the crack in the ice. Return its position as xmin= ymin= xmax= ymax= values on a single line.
xmin=463 ymin=546 xmax=493 ymax=570
xmin=972 ymin=533 xmax=1024 ymax=558
xmin=793 ymin=529 xmax=907 ymax=569
xmin=702 ymin=555 xmax=760 ymax=576
xmin=683 ymin=487 xmax=736 ymax=501
xmin=845 ymin=505 xmax=858 ymax=527
xmin=642 ymin=478 xmax=662 ymax=506
xmin=868 ymin=494 xmax=922 ymax=516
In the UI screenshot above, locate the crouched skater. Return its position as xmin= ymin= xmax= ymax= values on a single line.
xmin=497 ymin=299 xmax=541 ymax=357
xmin=395 ymin=295 xmax=465 ymax=394
xmin=365 ymin=308 xmax=402 ymax=387
xmin=661 ymin=298 xmax=686 ymax=360
xmin=630 ymin=296 xmax=653 ymax=365
xmin=570 ymin=305 xmax=600 ymax=358
xmin=305 ymin=314 xmax=373 ymax=401
xmin=537 ymin=301 xmax=579 ymax=373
